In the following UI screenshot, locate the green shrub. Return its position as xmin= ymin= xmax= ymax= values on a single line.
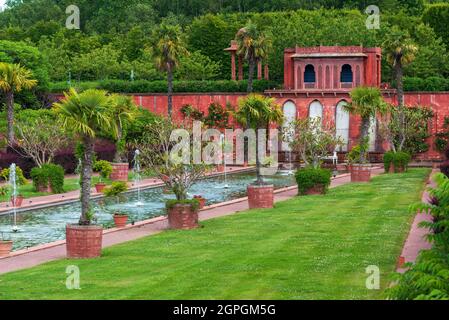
xmin=30 ymin=164 xmax=65 ymax=194
xmin=93 ymin=160 xmax=113 ymax=181
xmin=383 ymin=151 xmax=411 ymax=173
xmin=0 ymin=166 xmax=27 ymax=186
xmin=165 ymin=199 xmax=200 ymax=211
xmin=49 ymin=79 xmax=280 ymax=94
xmin=103 ymin=181 xmax=128 ymax=197
xmin=403 ymin=77 xmax=449 ymax=92
xmin=295 ymin=167 xmax=332 ymax=195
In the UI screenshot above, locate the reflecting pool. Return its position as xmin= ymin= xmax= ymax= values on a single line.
xmin=0 ymin=172 xmax=296 ymax=251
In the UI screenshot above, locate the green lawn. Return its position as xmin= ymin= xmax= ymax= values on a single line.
xmin=0 ymin=169 xmax=430 ymax=300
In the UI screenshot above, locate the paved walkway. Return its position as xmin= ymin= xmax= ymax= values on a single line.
xmin=0 ymin=166 xmax=250 ymax=215
xmin=397 ymin=170 xmax=436 ymax=272
xmin=0 ymin=168 xmax=384 ymax=275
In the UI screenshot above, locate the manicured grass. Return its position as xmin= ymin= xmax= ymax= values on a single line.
xmin=0 ymin=169 xmax=430 ymax=300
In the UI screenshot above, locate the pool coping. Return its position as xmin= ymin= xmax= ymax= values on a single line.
xmin=0 ymin=172 xmax=353 ymax=261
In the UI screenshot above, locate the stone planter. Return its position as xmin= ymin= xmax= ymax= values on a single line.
xmin=388 ymin=164 xmax=405 ymax=174
xmin=167 ymin=204 xmax=199 ymax=230
xmin=350 ymin=164 xmax=372 ymax=183
xmin=247 ymin=184 xmax=274 ymax=209
xmin=10 ymin=195 xmax=24 ymax=207
xmin=95 ymin=183 xmax=107 ymax=193
xmin=110 ymin=163 xmax=129 ymax=181
xmin=193 ymin=195 xmax=206 ymax=209
xmin=216 ymin=164 xmax=225 ymax=172
xmin=113 ymin=214 xmax=128 ymax=228
xmin=37 ymin=184 xmax=52 ymax=193
xmin=0 ymin=240 xmax=13 ymax=257
xmin=66 ymin=224 xmax=103 ymax=259
xmin=304 ymin=185 xmax=326 ymax=195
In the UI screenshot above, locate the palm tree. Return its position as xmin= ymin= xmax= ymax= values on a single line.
xmin=235 ymin=94 xmax=283 ymax=185
xmin=0 ymin=62 xmax=37 ymax=145
xmin=54 ymin=89 xmax=117 ymax=225
xmin=345 ymin=87 xmax=387 ymax=163
xmin=383 ymin=27 xmax=418 ymax=107
xmin=235 ymin=21 xmax=271 ymax=93
xmin=383 ymin=27 xmax=418 ymax=151
xmin=111 ymin=94 xmax=137 ymax=162
xmin=152 ymin=24 xmax=188 ymax=118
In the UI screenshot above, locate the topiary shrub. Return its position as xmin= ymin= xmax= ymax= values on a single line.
xmin=0 ymin=166 xmax=28 ymax=185
xmin=165 ymin=199 xmax=200 ymax=211
xmin=384 ymin=151 xmax=412 ymax=173
xmin=30 ymin=164 xmax=65 ymax=194
xmin=93 ymin=160 xmax=113 ymax=182
xmin=103 ymin=181 xmax=128 ymax=197
xmin=295 ymin=167 xmax=332 ymax=195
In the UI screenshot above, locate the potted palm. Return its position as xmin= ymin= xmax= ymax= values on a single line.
xmin=93 ymin=160 xmax=112 ymax=193
xmin=109 ymin=95 xmax=136 ymax=181
xmin=0 ymin=232 xmax=13 ymax=257
xmin=54 ymin=88 xmax=117 ymax=259
xmin=234 ymin=94 xmax=283 ymax=209
xmin=344 ymin=87 xmax=387 ymax=182
xmin=288 ymin=118 xmax=342 ymax=195
xmin=103 ymin=181 xmax=129 ymax=228
xmin=137 ymin=118 xmax=206 ymax=230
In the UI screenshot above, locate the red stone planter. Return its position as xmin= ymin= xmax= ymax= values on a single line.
xmin=304 ymin=185 xmax=326 ymax=195
xmin=350 ymin=164 xmax=372 ymax=183
xmin=10 ymin=195 xmax=24 ymax=207
xmin=113 ymin=214 xmax=128 ymax=228
xmin=216 ymin=164 xmax=225 ymax=172
xmin=110 ymin=163 xmax=129 ymax=181
xmin=167 ymin=204 xmax=199 ymax=230
xmin=0 ymin=240 xmax=13 ymax=257
xmin=37 ymin=184 xmax=52 ymax=193
xmin=95 ymin=183 xmax=107 ymax=193
xmin=193 ymin=196 xmax=206 ymax=209
xmin=388 ymin=164 xmax=405 ymax=174
xmin=66 ymin=224 xmax=103 ymax=259
xmin=247 ymin=184 xmax=274 ymax=209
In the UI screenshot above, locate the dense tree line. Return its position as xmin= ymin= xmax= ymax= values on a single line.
xmin=0 ymin=1 xmax=449 ymax=108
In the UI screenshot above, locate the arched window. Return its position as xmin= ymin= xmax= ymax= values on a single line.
xmin=304 ymin=64 xmax=316 ymax=83
xmin=340 ymin=64 xmax=353 ymax=83
xmin=282 ymin=101 xmax=297 ymax=151
xmin=309 ymin=100 xmax=323 ymax=121
xmin=335 ymin=101 xmax=350 ymax=152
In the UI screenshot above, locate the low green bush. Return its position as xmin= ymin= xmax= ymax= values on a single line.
xmin=166 ymin=199 xmax=200 ymax=211
xmin=295 ymin=167 xmax=332 ymax=195
xmin=383 ymin=151 xmax=411 ymax=173
xmin=30 ymin=164 xmax=65 ymax=194
xmin=103 ymin=181 xmax=128 ymax=197
xmin=0 ymin=166 xmax=27 ymax=186
xmin=93 ymin=160 xmax=112 ymax=181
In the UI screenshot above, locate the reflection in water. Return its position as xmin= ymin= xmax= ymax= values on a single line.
xmin=0 ymin=172 xmax=296 ymax=251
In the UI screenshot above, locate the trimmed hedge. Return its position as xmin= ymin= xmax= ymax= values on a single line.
xmin=295 ymin=167 xmax=332 ymax=195
xmin=49 ymin=79 xmax=281 ymax=94
xmin=165 ymin=199 xmax=200 ymax=211
xmin=403 ymin=77 xmax=449 ymax=92
xmin=383 ymin=151 xmax=411 ymax=173
xmin=30 ymin=164 xmax=65 ymax=194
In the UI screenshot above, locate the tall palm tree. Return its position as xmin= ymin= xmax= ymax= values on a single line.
xmin=0 ymin=62 xmax=37 ymax=145
xmin=383 ymin=27 xmax=418 ymax=151
xmin=235 ymin=94 xmax=283 ymax=185
xmin=54 ymin=89 xmax=117 ymax=225
xmin=152 ymin=24 xmax=188 ymax=118
xmin=111 ymin=94 xmax=137 ymax=162
xmin=383 ymin=27 xmax=418 ymax=107
xmin=345 ymin=87 xmax=387 ymax=163
xmin=235 ymin=21 xmax=271 ymax=93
